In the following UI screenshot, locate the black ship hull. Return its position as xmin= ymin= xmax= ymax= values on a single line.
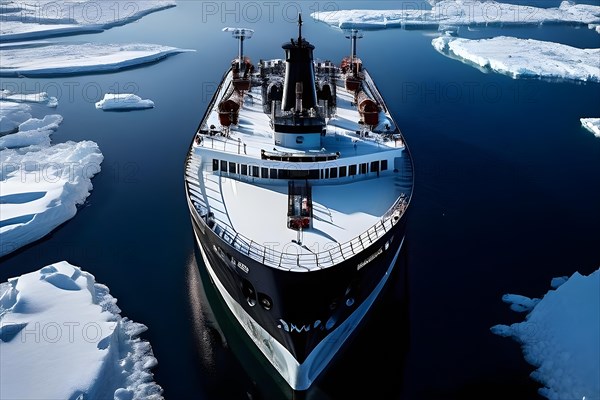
xmin=186 ymin=192 xmax=407 ymax=390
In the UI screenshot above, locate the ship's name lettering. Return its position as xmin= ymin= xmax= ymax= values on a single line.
xmin=357 ymin=247 xmax=383 ymax=270
xmin=234 ymin=259 xmax=249 ymax=273
xmin=277 ymin=319 xmax=332 ymax=333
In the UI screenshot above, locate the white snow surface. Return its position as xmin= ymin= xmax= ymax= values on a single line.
xmin=581 ymin=118 xmax=600 ymax=137
xmin=491 ymin=269 xmax=600 ymax=400
xmin=432 ymin=36 xmax=600 ymax=82
xmin=0 ymin=0 xmax=176 ymax=41
xmin=0 ymin=261 xmax=163 ymax=400
xmin=0 ymin=89 xmax=58 ymax=107
xmin=310 ymin=0 xmax=600 ymax=29
xmin=0 ymin=42 xmax=191 ymax=76
xmin=0 ymin=100 xmax=103 ymax=257
xmin=0 ymin=113 xmax=63 ymax=148
xmin=0 ymin=101 xmax=32 ymax=134
xmin=96 ymin=93 xmax=155 ymax=110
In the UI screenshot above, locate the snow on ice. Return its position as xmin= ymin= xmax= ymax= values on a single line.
xmin=0 ymin=113 xmax=63 ymax=148
xmin=96 ymin=93 xmax=155 ymax=111
xmin=1 ymin=89 xmax=58 ymax=107
xmin=0 ymin=99 xmax=103 ymax=257
xmin=492 ymin=269 xmax=600 ymax=400
xmin=0 ymin=42 xmax=192 ymax=77
xmin=581 ymin=118 xmax=600 ymax=138
xmin=0 ymin=261 xmax=163 ymax=400
xmin=432 ymin=36 xmax=600 ymax=82
xmin=310 ymin=1 xmax=600 ymax=30
xmin=0 ymin=0 xmax=176 ymax=41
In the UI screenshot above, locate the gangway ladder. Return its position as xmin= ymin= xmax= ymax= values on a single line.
xmin=287 ymin=180 xmax=312 ymax=245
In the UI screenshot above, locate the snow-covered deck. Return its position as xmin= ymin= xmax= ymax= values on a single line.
xmin=186 ymin=160 xmax=410 ymax=271
xmin=197 ymin=69 xmax=403 ymax=161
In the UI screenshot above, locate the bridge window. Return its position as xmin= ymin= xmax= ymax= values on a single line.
xmin=360 ymin=163 xmax=368 ymax=174
xmin=381 ymin=160 xmax=388 ymax=171
xmin=371 ymin=161 xmax=379 ymax=172
xmin=212 ymin=163 xmax=353 ymax=180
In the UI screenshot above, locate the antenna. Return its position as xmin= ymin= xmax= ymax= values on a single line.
xmin=298 ymin=13 xmax=303 ymax=45
xmin=222 ymin=27 xmax=254 ymax=71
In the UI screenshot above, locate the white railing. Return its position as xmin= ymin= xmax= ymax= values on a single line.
xmin=191 ymin=192 xmax=408 ymax=271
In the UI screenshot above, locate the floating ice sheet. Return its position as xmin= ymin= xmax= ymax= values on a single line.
xmin=0 ymin=99 xmax=103 ymax=257
xmin=432 ymin=36 xmax=600 ymax=82
xmin=492 ymin=269 xmax=600 ymax=400
xmin=310 ymin=1 xmax=600 ymax=30
xmin=0 ymin=42 xmax=192 ymax=77
xmin=95 ymin=93 xmax=155 ymax=111
xmin=581 ymin=118 xmax=600 ymax=138
xmin=0 ymin=1 xmax=176 ymax=41
xmin=0 ymin=261 xmax=163 ymax=399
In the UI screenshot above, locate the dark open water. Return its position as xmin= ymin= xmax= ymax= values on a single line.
xmin=1 ymin=1 xmax=599 ymax=399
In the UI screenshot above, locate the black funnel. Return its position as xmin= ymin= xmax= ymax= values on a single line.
xmin=281 ymin=14 xmax=318 ymax=112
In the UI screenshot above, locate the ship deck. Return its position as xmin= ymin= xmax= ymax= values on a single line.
xmin=185 ymin=65 xmax=413 ymax=271
xmin=199 ymin=71 xmax=403 ymax=160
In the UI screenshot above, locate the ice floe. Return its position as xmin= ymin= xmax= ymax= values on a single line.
xmin=0 ymin=100 xmax=103 ymax=257
xmin=432 ymin=36 xmax=600 ymax=82
xmin=310 ymin=0 xmax=600 ymax=30
xmin=96 ymin=93 xmax=155 ymax=111
xmin=0 ymin=140 xmax=103 ymax=256
xmin=0 ymin=261 xmax=163 ymax=399
xmin=0 ymin=0 xmax=176 ymax=41
xmin=0 ymin=101 xmax=31 ymax=134
xmin=0 ymin=89 xmax=58 ymax=107
xmin=491 ymin=269 xmax=600 ymax=400
xmin=0 ymin=113 xmax=63 ymax=148
xmin=0 ymin=42 xmax=192 ymax=77
xmin=581 ymin=118 xmax=600 ymax=137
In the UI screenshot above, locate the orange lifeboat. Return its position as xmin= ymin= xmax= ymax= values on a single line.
xmin=356 ymin=90 xmax=379 ymax=126
xmin=341 ymin=56 xmax=363 ymax=91
xmin=232 ymin=57 xmax=253 ymax=91
xmin=218 ymin=90 xmax=242 ymax=126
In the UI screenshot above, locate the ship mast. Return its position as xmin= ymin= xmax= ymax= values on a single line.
xmin=298 ymin=13 xmax=303 ymax=45
xmin=344 ymin=29 xmax=363 ymax=76
xmin=222 ymin=27 xmax=254 ymax=71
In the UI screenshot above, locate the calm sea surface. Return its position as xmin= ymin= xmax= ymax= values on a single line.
xmin=1 ymin=1 xmax=599 ymax=399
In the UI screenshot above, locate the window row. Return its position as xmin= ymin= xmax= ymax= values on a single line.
xmin=212 ymin=159 xmax=388 ymax=180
